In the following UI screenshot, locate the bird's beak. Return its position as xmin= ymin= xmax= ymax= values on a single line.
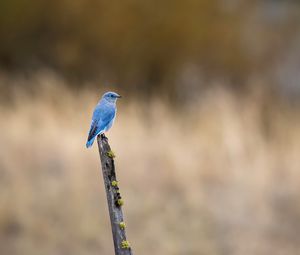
xmin=117 ymin=95 xmax=122 ymax=98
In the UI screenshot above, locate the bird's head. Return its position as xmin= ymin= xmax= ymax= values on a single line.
xmin=102 ymin=91 xmax=122 ymax=103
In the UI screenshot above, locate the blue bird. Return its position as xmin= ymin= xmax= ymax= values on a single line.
xmin=86 ymin=91 xmax=121 ymax=148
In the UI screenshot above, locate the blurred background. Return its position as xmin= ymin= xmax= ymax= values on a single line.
xmin=0 ymin=1 xmax=300 ymax=254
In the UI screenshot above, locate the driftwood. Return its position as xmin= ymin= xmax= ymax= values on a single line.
xmin=97 ymin=134 xmax=133 ymax=255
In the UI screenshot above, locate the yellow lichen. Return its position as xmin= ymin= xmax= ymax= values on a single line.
xmin=117 ymin=199 xmax=124 ymax=206
xmin=121 ymin=240 xmax=130 ymax=249
xmin=107 ymin=150 xmax=116 ymax=158
xmin=111 ymin=180 xmax=118 ymax=187
xmin=119 ymin=222 xmax=126 ymax=230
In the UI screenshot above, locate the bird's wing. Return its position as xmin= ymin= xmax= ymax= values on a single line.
xmin=87 ymin=103 xmax=115 ymax=142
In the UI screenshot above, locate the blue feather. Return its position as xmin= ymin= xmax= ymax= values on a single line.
xmin=86 ymin=92 xmax=120 ymax=148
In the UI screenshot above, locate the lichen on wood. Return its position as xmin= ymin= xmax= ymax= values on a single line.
xmin=97 ymin=134 xmax=133 ymax=255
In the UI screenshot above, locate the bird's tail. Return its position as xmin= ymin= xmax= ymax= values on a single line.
xmin=86 ymin=137 xmax=96 ymax=148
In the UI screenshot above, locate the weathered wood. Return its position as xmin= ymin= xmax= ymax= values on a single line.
xmin=97 ymin=134 xmax=133 ymax=255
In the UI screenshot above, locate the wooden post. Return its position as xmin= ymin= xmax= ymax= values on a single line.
xmin=97 ymin=134 xmax=133 ymax=255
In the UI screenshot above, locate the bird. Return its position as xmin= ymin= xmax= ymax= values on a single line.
xmin=86 ymin=91 xmax=121 ymax=148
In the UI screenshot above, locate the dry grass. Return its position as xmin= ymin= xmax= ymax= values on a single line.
xmin=0 ymin=75 xmax=300 ymax=255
